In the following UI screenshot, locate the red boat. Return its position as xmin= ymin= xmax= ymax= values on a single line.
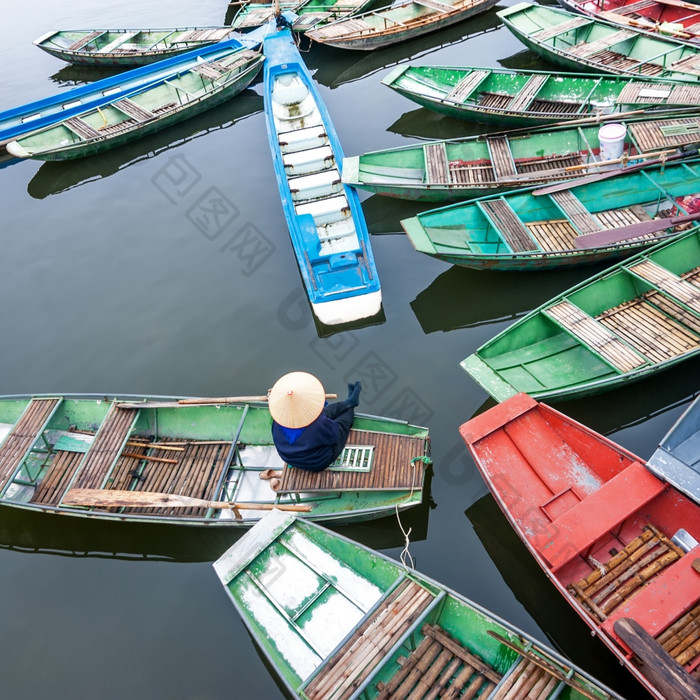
xmin=460 ymin=393 xmax=700 ymax=700
xmin=558 ymin=0 xmax=700 ymax=45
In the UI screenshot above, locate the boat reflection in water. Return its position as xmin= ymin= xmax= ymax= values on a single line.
xmin=26 ymin=89 xmax=263 ymax=199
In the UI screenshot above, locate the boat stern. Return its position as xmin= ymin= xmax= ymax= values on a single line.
xmin=401 ymin=216 xmax=437 ymax=254
xmin=460 ymin=354 xmax=519 ymax=403
xmin=341 ymin=156 xmax=361 ymax=187
xmin=312 ymin=289 xmax=382 ymax=325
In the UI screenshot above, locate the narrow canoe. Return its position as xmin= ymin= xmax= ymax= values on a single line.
xmin=558 ymin=0 xmax=700 ymax=46
xmin=34 ymin=27 xmax=239 ymax=67
xmin=499 ymin=2 xmax=700 ymax=82
xmin=0 ymin=393 xmax=429 ymax=527
xmin=230 ymin=0 xmax=309 ymax=30
xmin=382 ymin=65 xmax=700 ymax=127
xmin=6 ymin=47 xmax=265 ymax=161
xmin=0 ymin=35 xmax=264 ymax=150
xmin=343 ymin=113 xmax=700 ymax=202
xmin=460 ymin=393 xmax=700 ymax=700
xmin=306 ymin=0 xmax=499 ymax=51
xmin=647 ymin=393 xmax=700 ymax=502
xmin=461 ymin=228 xmax=700 ymax=401
xmin=214 ymin=509 xmax=623 ymax=700
xmin=401 ymin=158 xmax=700 ymax=270
xmin=263 ymin=28 xmax=381 ymax=325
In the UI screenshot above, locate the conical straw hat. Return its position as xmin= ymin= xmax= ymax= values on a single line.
xmin=268 ymin=372 xmax=325 ymax=428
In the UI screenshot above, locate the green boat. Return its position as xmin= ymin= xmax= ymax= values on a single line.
xmin=342 ymin=114 xmax=700 ymax=203
xmin=401 ymin=159 xmax=700 ymax=270
xmin=34 ymin=27 xmax=238 ymax=67
xmin=6 ymin=47 xmax=264 ymax=161
xmin=499 ymin=2 xmax=700 ymax=83
xmin=0 ymin=393 xmax=430 ymax=527
xmin=382 ymin=65 xmax=700 ymax=128
xmin=214 ymin=510 xmax=622 ymax=700
xmin=306 ymin=0 xmax=499 ymax=51
xmin=462 ymin=228 xmax=700 ymax=401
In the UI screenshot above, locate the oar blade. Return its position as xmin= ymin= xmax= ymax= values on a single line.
xmin=64 ymin=488 xmax=204 ymax=509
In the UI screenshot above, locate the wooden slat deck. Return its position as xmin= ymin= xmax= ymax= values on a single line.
xmin=449 ymin=162 xmax=495 ymax=184
xmin=629 ymin=259 xmax=700 ymax=313
xmin=192 ymin=62 xmax=225 ymax=81
xmin=671 ymin=54 xmax=700 ymax=77
xmin=594 ymin=204 xmax=651 ymax=231
xmin=375 ymin=624 xmax=501 ymax=700
xmin=569 ymin=30 xmax=635 ymax=58
xmin=173 ymin=28 xmax=232 ymax=43
xmin=0 ymin=399 xmax=60 ymax=494
xmin=491 ymin=658 xmax=560 ymax=700
xmin=312 ymin=18 xmax=374 ymax=38
xmin=66 ymin=31 xmax=102 ymax=51
xmin=613 ymin=0 xmax=657 ymax=14
xmin=527 ymin=219 xmax=578 ymax=252
xmin=31 ymin=450 xmax=84 ymax=506
xmin=446 ymin=70 xmax=488 ymax=102
xmin=516 ymin=152 xmax=584 ymax=173
xmin=479 ymin=199 xmax=538 ymax=252
xmin=628 ymin=117 xmax=700 ymax=151
xmin=545 ymin=300 xmax=648 ymax=372
xmin=304 ymin=578 xmax=435 ymax=700
xmin=531 ymin=17 xmax=590 ymax=42
xmin=105 ymin=439 xmax=232 ymax=516
xmin=507 ymin=74 xmax=548 ymax=112
xmin=64 ymin=116 xmax=101 ymax=140
xmin=487 ymin=136 xmax=517 ymax=179
xmin=477 ymin=92 xmax=512 ymax=110
xmin=617 ymin=81 xmax=674 ymax=105
xmin=424 ymin=142 xmax=450 ymax=183
xmin=657 ymin=601 xmax=700 ymax=667
xmin=527 ymin=98 xmax=581 ymax=115
xmin=276 ymin=430 xmax=426 ymax=493
xmin=550 ymin=190 xmax=602 ymax=235
xmin=591 ymin=50 xmax=665 ymax=76
xmin=71 ymin=406 xmax=139 ymax=490
xmin=413 ymin=0 xmax=454 ymax=12
xmin=114 ymin=98 xmax=154 ymax=122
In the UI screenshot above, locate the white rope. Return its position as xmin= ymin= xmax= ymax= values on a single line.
xmin=396 ymin=503 xmax=414 ymax=571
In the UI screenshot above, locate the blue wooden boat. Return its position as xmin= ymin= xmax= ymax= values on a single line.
xmin=647 ymin=394 xmax=700 ymax=503
xmin=263 ymin=28 xmax=381 ymax=325
xmin=0 ymin=25 xmax=271 ymax=150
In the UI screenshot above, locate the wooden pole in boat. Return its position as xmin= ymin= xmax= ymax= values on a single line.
xmin=178 ymin=394 xmax=337 ymax=405
xmin=63 ymin=488 xmax=313 ymax=516
xmin=116 ymin=394 xmax=337 ymax=409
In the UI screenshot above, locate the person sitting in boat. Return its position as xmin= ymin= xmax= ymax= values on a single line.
xmin=267 ymin=372 xmax=361 ymax=481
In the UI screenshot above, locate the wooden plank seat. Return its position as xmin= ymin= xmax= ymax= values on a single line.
xmin=172 ymin=28 xmax=232 ymax=43
xmin=628 ymin=117 xmax=700 ymax=151
xmin=487 ymin=136 xmax=517 ymax=179
xmin=545 ymin=300 xmax=648 ymax=371
xmin=412 ymin=0 xmax=454 ymax=12
xmin=424 ymin=142 xmax=450 ymax=183
xmin=104 ymin=439 xmax=233 ymax=516
xmin=549 ymin=190 xmax=602 ymax=235
xmin=569 ymin=30 xmax=635 ymax=58
xmin=276 ymin=430 xmax=427 ymax=493
xmin=598 ymin=295 xmax=700 ymax=362
xmin=628 ymin=259 xmax=700 ymax=313
xmin=613 ymin=0 xmax=657 ymax=14
xmin=568 ymin=524 xmax=685 ymax=621
xmin=312 ymin=18 xmax=374 ymax=38
xmin=30 ymin=450 xmax=84 ymax=506
xmin=192 ymin=62 xmax=226 ymax=81
xmin=303 ymin=578 xmax=435 ymax=700
xmin=375 ymin=623 xmax=501 ymax=700
xmin=527 ymin=219 xmax=578 ymax=252
xmin=97 ymin=32 xmax=138 ymax=54
xmin=593 ymin=51 xmax=665 ymax=76
xmin=617 ymin=81 xmax=674 ymax=104
xmin=478 ymin=199 xmax=538 ymax=252
xmin=114 ymin=98 xmax=154 ymax=122
xmin=667 ymin=84 xmax=700 ymax=105
xmin=531 ymin=17 xmax=590 ymax=42
xmin=507 ymin=74 xmax=548 ymax=112
xmin=532 ymin=461 xmax=666 ymax=571
xmin=0 ymin=399 xmax=60 ymax=494
xmin=445 ymin=70 xmax=488 ymax=102
xmin=64 ymin=116 xmax=101 ymax=140
xmin=67 ymin=31 xmax=102 ymax=51
xmin=70 ymin=406 xmax=139 ymax=491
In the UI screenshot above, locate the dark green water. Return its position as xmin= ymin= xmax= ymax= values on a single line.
xmin=1 ymin=1 xmax=697 ymax=697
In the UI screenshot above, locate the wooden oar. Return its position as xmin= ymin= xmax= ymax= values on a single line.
xmin=117 ymin=393 xmax=337 ymax=409
xmin=63 ymin=488 xmax=312 ymax=518
xmin=574 ymin=211 xmax=700 ymax=249
xmin=486 ymin=631 xmax=603 ymax=700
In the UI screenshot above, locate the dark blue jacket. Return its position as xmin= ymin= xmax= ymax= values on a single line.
xmin=272 ymin=413 xmax=340 ymax=471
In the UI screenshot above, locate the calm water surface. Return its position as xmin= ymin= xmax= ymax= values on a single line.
xmin=1 ymin=1 xmax=698 ymax=698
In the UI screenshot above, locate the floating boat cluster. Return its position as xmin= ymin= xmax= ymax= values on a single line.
xmin=3 ymin=1 xmax=700 ymax=698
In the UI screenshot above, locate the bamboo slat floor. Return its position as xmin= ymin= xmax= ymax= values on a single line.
xmin=424 ymin=142 xmax=450 ymax=183
xmin=531 ymin=16 xmax=590 ymax=42
xmin=276 ymin=429 xmax=427 ymax=492
xmin=628 ymin=117 xmax=700 ymax=151
xmin=0 ymin=398 xmax=60 ymax=493
xmin=479 ymin=199 xmax=537 ymax=252
xmin=507 ymin=74 xmax=548 ymax=112
xmin=550 ymin=190 xmax=602 ymax=235
xmin=527 ymin=219 xmax=578 ymax=251
xmin=570 ymin=30 xmax=635 ymax=58
xmin=629 ymin=259 xmax=700 ymax=313
xmin=487 ymin=136 xmax=517 ymax=179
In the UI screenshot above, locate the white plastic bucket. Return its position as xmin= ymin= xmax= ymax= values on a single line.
xmin=598 ymin=123 xmax=627 ymax=165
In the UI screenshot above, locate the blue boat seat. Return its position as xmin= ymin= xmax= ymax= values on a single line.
xmin=296 ymin=195 xmax=350 ymax=226
xmin=283 ymin=145 xmax=334 ymax=175
xmin=290 ymin=169 xmax=343 ymax=203
xmin=272 ymin=74 xmax=309 ymax=106
xmin=278 ymin=125 xmax=328 ymax=155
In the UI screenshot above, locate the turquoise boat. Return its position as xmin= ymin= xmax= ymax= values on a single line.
xmin=462 ymin=228 xmax=700 ymax=401
xmin=214 ymin=510 xmax=622 ymax=700
xmin=499 ymin=2 xmax=700 ymax=83
xmin=342 ymin=114 xmax=700 ymax=203
xmin=263 ymin=28 xmax=381 ymax=325
xmin=6 ymin=47 xmax=264 ymax=161
xmin=401 ymin=159 xmax=700 ymax=270
xmin=382 ymin=65 xmax=700 ymax=128
xmin=0 ymin=393 xmax=430 ymax=527
xmin=34 ymin=27 xmax=238 ymax=67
